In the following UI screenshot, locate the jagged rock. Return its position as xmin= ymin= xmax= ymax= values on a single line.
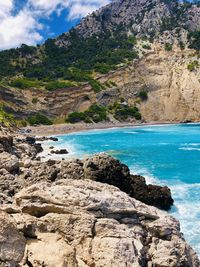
xmin=51 ymin=148 xmax=68 ymax=155
xmin=25 ymin=136 xmax=36 ymax=145
xmin=0 ymin=211 xmax=26 ymax=267
xmin=1 ymin=179 xmax=197 ymax=267
xmin=83 ymin=153 xmax=173 ymax=210
xmin=0 ymin=135 xmax=13 ymax=153
xmin=0 ymin=152 xmax=19 ymax=174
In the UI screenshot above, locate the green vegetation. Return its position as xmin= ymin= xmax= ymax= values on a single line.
xmin=165 ymin=43 xmax=173 ymax=51
xmin=27 ymin=113 xmax=53 ymax=125
xmin=89 ymin=80 xmax=104 ymax=93
xmin=142 ymin=44 xmax=151 ymax=50
xmin=32 ymin=97 xmax=38 ymax=104
xmin=45 ymin=81 xmax=75 ymax=91
xmin=9 ymin=78 xmax=42 ymax=89
xmin=0 ymin=105 xmax=15 ymax=126
xmin=66 ymin=104 xmax=108 ymax=123
xmin=138 ymin=90 xmax=148 ymax=101
xmin=187 ymin=60 xmax=199 ymax=71
xmin=188 ymin=31 xmax=200 ymax=50
xmin=0 ymin=105 xmax=27 ymax=127
xmin=0 ymin=28 xmax=138 ymax=83
xmin=108 ymin=102 xmax=142 ymax=121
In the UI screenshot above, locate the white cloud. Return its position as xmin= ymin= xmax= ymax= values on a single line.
xmin=0 ymin=8 xmax=43 ymax=50
xmin=0 ymin=0 xmax=13 ymax=18
xmin=0 ymin=0 xmax=111 ymax=50
xmin=29 ymin=0 xmax=111 ymax=19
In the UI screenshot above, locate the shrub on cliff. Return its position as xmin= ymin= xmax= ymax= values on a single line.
xmin=138 ymin=90 xmax=148 ymax=101
xmin=9 ymin=78 xmax=42 ymax=89
xmin=66 ymin=104 xmax=108 ymax=124
xmin=66 ymin=112 xmax=86 ymax=123
xmin=165 ymin=43 xmax=173 ymax=51
xmin=45 ymin=81 xmax=75 ymax=91
xmin=187 ymin=60 xmax=199 ymax=71
xmin=27 ymin=113 xmax=53 ymax=125
xmin=109 ymin=102 xmax=142 ymax=121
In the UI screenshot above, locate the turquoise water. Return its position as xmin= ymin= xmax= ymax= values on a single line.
xmin=52 ymin=124 xmax=200 ymax=255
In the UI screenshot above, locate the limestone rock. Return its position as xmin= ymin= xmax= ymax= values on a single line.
xmin=0 ymin=152 xmax=19 ymax=173
xmin=7 ymin=179 xmax=198 ymax=267
xmin=21 ymin=233 xmax=77 ymax=267
xmin=0 ymin=211 xmax=25 ymax=266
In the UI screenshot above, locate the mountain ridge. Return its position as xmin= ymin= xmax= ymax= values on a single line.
xmin=0 ymin=0 xmax=200 ymax=124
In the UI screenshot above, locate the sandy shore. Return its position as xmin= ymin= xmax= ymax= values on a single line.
xmin=24 ymin=121 xmax=179 ymax=136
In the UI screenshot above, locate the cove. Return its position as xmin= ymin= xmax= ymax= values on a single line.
xmin=50 ymin=123 xmax=200 ymax=255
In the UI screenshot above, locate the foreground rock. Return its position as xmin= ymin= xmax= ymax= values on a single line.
xmin=0 ymin=132 xmax=173 ymax=210
xmin=21 ymin=153 xmax=173 ymax=210
xmin=0 ymin=179 xmax=199 ymax=267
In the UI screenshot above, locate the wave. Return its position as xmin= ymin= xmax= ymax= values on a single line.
xmin=179 ymin=147 xmax=200 ymax=151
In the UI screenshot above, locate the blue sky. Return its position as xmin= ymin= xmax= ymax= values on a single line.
xmin=0 ymin=0 xmax=111 ymax=50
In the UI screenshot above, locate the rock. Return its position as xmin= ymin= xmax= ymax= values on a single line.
xmin=25 ymin=136 xmax=36 ymax=145
xmin=0 ymin=211 xmax=25 ymax=266
xmin=34 ymin=143 xmax=43 ymax=154
xmin=5 ymin=179 xmax=198 ymax=267
xmin=36 ymin=136 xmax=58 ymax=142
xmin=49 ymin=137 xmax=58 ymax=142
xmin=0 ymin=135 xmax=13 ymax=153
xmin=129 ymin=175 xmax=174 ymax=210
xmin=51 ymin=149 xmax=69 ymax=155
xmin=23 ymin=159 xmax=32 ymax=168
xmin=83 ymin=153 xmax=173 ymax=210
xmin=0 ymin=152 xmax=19 ymax=173
xmin=22 ymin=233 xmax=77 ymax=267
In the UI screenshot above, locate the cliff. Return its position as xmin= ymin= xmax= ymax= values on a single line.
xmin=0 ymin=0 xmax=200 ymax=123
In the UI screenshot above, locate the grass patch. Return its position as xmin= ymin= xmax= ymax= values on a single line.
xmin=9 ymin=78 xmax=42 ymax=89
xmin=187 ymin=60 xmax=199 ymax=71
xmin=45 ymin=81 xmax=75 ymax=91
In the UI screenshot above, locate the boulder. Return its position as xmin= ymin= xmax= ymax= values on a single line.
xmin=0 ymin=152 xmax=19 ymax=173
xmin=0 ymin=211 xmax=25 ymax=266
xmin=83 ymin=153 xmax=173 ymax=210
xmin=0 ymin=135 xmax=13 ymax=153
xmin=5 ymin=179 xmax=198 ymax=267
xmin=51 ymin=149 xmax=69 ymax=155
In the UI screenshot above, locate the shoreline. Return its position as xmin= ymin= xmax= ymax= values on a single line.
xmin=24 ymin=121 xmax=182 ymax=137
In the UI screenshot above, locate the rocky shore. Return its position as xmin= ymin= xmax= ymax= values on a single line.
xmin=0 ymin=126 xmax=199 ymax=266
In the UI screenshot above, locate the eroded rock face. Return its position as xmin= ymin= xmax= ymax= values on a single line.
xmin=0 ymin=179 xmax=198 ymax=267
xmin=0 ymin=211 xmax=25 ymax=267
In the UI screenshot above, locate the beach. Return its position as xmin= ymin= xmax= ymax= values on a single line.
xmin=24 ymin=121 xmax=179 ymax=136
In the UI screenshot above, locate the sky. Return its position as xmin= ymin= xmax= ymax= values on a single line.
xmin=0 ymin=0 xmax=111 ymax=50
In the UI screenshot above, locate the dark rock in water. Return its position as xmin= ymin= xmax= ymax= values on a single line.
xmin=83 ymin=153 xmax=174 ymax=210
xmin=49 ymin=137 xmax=58 ymax=142
xmin=26 ymin=136 xmax=36 ymax=145
xmin=181 ymin=120 xmax=192 ymax=124
xmin=34 ymin=143 xmax=43 ymax=154
xmin=36 ymin=136 xmax=58 ymax=142
xmin=129 ymin=175 xmax=174 ymax=210
xmin=51 ymin=149 xmax=68 ymax=155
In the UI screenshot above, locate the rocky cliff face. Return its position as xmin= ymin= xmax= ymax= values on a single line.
xmin=97 ymin=43 xmax=200 ymax=122
xmin=1 ymin=0 xmax=200 ymax=122
xmin=59 ymin=0 xmax=200 ymax=45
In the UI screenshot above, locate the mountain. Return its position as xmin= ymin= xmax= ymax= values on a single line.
xmin=0 ymin=0 xmax=200 ymax=125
